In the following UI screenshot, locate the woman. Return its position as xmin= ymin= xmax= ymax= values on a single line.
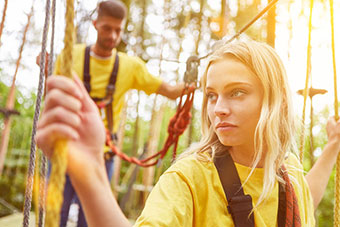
xmin=37 ymin=40 xmax=340 ymax=226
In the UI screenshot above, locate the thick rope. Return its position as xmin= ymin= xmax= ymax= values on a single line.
xmin=23 ymin=1 xmax=47 ymax=226
xmin=106 ymin=87 xmax=195 ymax=167
xmin=45 ymin=0 xmax=74 ymax=226
xmin=329 ymin=0 xmax=340 ymax=225
xmin=0 ymin=0 xmax=8 ymax=46
xmin=38 ymin=1 xmax=57 ymax=227
xmin=299 ymin=0 xmax=314 ymax=161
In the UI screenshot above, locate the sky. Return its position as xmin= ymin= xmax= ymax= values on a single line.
xmin=0 ymin=0 xmax=339 ymax=124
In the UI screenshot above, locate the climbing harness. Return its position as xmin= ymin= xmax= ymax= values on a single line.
xmin=214 ymin=151 xmax=301 ymax=227
xmin=83 ymin=45 xmax=119 ymax=135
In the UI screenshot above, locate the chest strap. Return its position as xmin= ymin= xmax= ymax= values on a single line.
xmin=83 ymin=45 xmax=119 ymax=134
xmin=214 ymin=152 xmax=288 ymax=227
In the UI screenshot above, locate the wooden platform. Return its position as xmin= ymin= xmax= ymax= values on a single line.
xmin=0 ymin=212 xmax=35 ymax=227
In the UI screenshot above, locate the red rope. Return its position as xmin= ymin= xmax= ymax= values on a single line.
xmin=105 ymin=86 xmax=195 ymax=167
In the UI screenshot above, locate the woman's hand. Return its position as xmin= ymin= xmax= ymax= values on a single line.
xmin=36 ymin=75 xmax=106 ymax=174
xmin=326 ymin=116 xmax=340 ymax=155
xmin=306 ymin=116 xmax=340 ymax=209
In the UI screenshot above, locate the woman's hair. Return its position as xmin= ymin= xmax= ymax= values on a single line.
xmin=178 ymin=40 xmax=298 ymax=207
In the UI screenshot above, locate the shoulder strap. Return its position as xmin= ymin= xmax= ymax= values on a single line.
xmin=83 ymin=45 xmax=91 ymax=93
xmin=105 ymin=53 xmax=119 ymax=133
xmin=214 ymin=153 xmax=287 ymax=227
xmin=214 ymin=152 xmax=255 ymax=227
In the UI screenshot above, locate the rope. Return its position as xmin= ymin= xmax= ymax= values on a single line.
xmin=329 ymin=0 xmax=340 ymax=225
xmin=106 ymin=86 xmax=195 ymax=167
xmin=38 ymin=1 xmax=56 ymax=227
xmin=299 ymin=0 xmax=314 ymax=161
xmin=45 ymin=0 xmax=74 ymax=226
xmin=0 ymin=0 xmax=8 ymax=46
xmin=22 ymin=0 xmax=48 ymax=226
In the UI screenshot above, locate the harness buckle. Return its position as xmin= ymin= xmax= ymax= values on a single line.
xmin=106 ymin=84 xmax=116 ymax=96
xmin=227 ymin=194 xmax=254 ymax=222
xmin=183 ymin=56 xmax=199 ymax=84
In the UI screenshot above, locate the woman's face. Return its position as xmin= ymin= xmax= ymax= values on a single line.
xmin=206 ymin=57 xmax=264 ymax=150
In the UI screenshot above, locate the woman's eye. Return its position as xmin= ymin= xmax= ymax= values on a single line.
xmin=207 ymin=93 xmax=217 ymax=102
xmin=231 ymin=90 xmax=245 ymax=97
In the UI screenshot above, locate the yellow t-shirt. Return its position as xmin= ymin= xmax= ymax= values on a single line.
xmin=134 ymin=153 xmax=315 ymax=226
xmin=54 ymin=44 xmax=163 ymax=133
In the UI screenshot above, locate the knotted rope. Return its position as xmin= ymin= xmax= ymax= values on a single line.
xmin=106 ymin=86 xmax=195 ymax=167
xmin=45 ymin=0 xmax=74 ymax=226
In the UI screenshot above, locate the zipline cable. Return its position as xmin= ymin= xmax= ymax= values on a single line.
xmin=198 ymin=0 xmax=279 ymax=61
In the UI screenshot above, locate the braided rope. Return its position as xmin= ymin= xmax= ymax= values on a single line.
xmin=0 ymin=0 xmax=8 ymax=46
xmin=106 ymin=87 xmax=195 ymax=167
xmin=329 ymin=0 xmax=340 ymax=225
xmin=19 ymin=2 xmax=46 ymax=227
xmin=45 ymin=0 xmax=74 ymax=226
xmin=299 ymin=0 xmax=314 ymax=161
xmin=38 ymin=152 xmax=47 ymax=227
xmin=38 ymin=1 xmax=56 ymax=227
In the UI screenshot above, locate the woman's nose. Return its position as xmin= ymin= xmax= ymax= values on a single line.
xmin=214 ymin=97 xmax=231 ymax=117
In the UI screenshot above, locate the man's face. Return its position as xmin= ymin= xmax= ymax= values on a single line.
xmin=93 ymin=16 xmax=125 ymax=51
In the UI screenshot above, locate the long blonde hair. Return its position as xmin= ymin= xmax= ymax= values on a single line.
xmin=178 ymin=40 xmax=297 ymax=207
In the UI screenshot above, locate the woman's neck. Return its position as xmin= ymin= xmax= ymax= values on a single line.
xmin=228 ymin=145 xmax=266 ymax=168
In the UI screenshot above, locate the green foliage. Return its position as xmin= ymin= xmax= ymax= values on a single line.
xmin=301 ymin=105 xmax=335 ymax=226
xmin=0 ymin=77 xmax=37 ymax=217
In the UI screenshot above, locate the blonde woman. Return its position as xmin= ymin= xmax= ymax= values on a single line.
xmin=37 ymin=40 xmax=340 ymax=226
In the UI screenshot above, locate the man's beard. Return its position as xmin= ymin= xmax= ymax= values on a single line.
xmin=97 ymin=37 xmax=116 ymax=51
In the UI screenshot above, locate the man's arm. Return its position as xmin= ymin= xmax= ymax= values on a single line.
xmin=156 ymin=82 xmax=187 ymax=100
xmin=305 ymin=117 xmax=340 ymax=209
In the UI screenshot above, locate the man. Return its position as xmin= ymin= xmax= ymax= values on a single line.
xmin=49 ymin=1 xmax=187 ymax=226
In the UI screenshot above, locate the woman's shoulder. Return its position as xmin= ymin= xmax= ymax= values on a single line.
xmin=164 ymin=154 xmax=214 ymax=180
xmin=284 ymin=152 xmax=304 ymax=170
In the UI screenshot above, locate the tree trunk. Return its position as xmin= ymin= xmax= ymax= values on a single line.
xmin=266 ymin=0 xmax=276 ymax=47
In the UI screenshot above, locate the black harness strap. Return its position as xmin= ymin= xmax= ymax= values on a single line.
xmin=84 ymin=46 xmax=91 ymax=93
xmin=83 ymin=45 xmax=119 ymax=134
xmin=214 ymin=152 xmax=255 ymax=227
xmin=214 ymin=151 xmax=286 ymax=227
